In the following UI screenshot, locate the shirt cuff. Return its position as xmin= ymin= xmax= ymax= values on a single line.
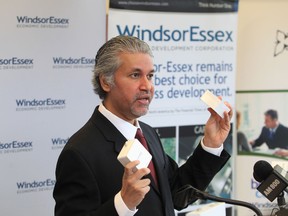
xmin=114 ymin=192 xmax=138 ymax=216
xmin=200 ymin=137 xmax=223 ymax=157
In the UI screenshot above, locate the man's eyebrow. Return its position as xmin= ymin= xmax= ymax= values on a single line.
xmin=133 ymin=68 xmax=142 ymax=72
xmin=131 ymin=68 xmax=155 ymax=73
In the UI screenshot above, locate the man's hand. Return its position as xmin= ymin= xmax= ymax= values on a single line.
xmin=121 ymin=160 xmax=151 ymax=210
xmin=274 ymin=149 xmax=288 ymax=157
xmin=203 ymin=100 xmax=233 ymax=148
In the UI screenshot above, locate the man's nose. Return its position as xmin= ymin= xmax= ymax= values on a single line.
xmin=140 ymin=76 xmax=153 ymax=90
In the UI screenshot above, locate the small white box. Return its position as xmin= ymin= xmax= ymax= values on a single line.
xmin=200 ymin=90 xmax=230 ymax=118
xmin=186 ymin=202 xmax=226 ymax=216
xmin=117 ymin=139 xmax=152 ymax=171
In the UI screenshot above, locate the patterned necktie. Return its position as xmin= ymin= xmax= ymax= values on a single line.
xmin=135 ymin=128 xmax=158 ymax=187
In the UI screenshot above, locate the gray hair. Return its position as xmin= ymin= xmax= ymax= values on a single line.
xmin=92 ymin=35 xmax=153 ymax=99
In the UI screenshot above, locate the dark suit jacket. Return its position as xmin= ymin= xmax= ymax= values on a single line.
xmin=252 ymin=124 xmax=288 ymax=149
xmin=53 ymin=107 xmax=230 ymax=216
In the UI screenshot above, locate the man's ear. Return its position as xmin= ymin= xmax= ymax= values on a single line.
xmin=99 ymin=75 xmax=111 ymax=92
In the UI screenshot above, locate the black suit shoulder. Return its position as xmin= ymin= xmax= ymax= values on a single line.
xmin=54 ymin=108 xmax=126 ymax=216
xmin=277 ymin=124 xmax=288 ymax=133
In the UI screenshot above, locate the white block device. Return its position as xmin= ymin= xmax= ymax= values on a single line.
xmin=185 ymin=202 xmax=226 ymax=216
xmin=117 ymin=139 xmax=152 ymax=171
xmin=200 ymin=90 xmax=230 ymax=118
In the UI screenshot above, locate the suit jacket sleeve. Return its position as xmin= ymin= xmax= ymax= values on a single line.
xmin=252 ymin=127 xmax=266 ymax=148
xmin=140 ymin=122 xmax=230 ymax=211
xmin=178 ymin=144 xmax=230 ymax=188
xmin=53 ymin=147 xmax=118 ymax=216
xmin=168 ymin=144 xmax=230 ymax=209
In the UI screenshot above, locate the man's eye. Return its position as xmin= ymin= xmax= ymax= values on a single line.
xmin=131 ymin=73 xmax=140 ymax=78
xmin=147 ymin=73 xmax=154 ymax=80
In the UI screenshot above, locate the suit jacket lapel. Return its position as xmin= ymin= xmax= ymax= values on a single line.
xmin=92 ymin=108 xmax=163 ymax=193
xmin=91 ymin=107 xmax=127 ymax=154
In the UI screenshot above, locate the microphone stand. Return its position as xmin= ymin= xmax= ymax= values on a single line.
xmin=173 ymin=185 xmax=263 ymax=216
xmin=275 ymin=192 xmax=288 ymax=216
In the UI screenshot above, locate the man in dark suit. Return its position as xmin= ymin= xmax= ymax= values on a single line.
xmin=250 ymin=109 xmax=288 ymax=149
xmin=53 ymin=35 xmax=233 ymax=216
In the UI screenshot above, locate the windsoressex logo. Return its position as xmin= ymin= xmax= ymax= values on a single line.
xmin=116 ymin=25 xmax=233 ymax=42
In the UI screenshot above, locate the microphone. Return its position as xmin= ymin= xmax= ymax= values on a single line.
xmin=253 ymin=160 xmax=288 ymax=202
xmin=253 ymin=160 xmax=288 ymax=216
xmin=172 ymin=184 xmax=263 ymax=216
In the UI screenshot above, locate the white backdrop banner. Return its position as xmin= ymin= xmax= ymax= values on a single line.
xmin=0 ymin=0 xmax=105 ymax=215
xmin=108 ymin=1 xmax=238 ymax=215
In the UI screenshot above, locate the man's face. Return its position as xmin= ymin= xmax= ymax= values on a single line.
xmin=102 ymin=52 xmax=155 ymax=124
xmin=264 ymin=115 xmax=277 ymax=128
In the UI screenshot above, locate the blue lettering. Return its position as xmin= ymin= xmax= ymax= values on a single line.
xmin=116 ymin=25 xmax=233 ymax=42
xmin=15 ymin=98 xmax=66 ymax=107
xmin=16 ymin=179 xmax=56 ymax=189
xmin=51 ymin=137 xmax=69 ymax=145
xmin=251 ymin=178 xmax=260 ymax=189
xmin=116 ymin=25 xmax=136 ymax=36
xmin=0 ymin=141 xmax=33 ymax=150
xmin=16 ymin=16 xmax=69 ymax=24
xmin=0 ymin=57 xmax=33 ymax=65
xmin=166 ymin=61 xmax=193 ymax=72
xmin=53 ymin=57 xmax=94 ymax=65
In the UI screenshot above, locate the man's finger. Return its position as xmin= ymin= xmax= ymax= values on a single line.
xmin=124 ymin=160 xmax=140 ymax=176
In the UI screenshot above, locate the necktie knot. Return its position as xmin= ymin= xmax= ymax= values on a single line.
xmin=136 ymin=128 xmax=144 ymax=138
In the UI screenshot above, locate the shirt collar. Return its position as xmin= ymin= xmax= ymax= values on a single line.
xmin=270 ymin=125 xmax=279 ymax=133
xmin=98 ymin=103 xmax=139 ymax=140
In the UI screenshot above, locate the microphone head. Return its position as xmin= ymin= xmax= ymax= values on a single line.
xmin=253 ymin=160 xmax=273 ymax=182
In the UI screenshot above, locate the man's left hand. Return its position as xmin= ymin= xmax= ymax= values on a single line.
xmin=203 ymin=100 xmax=233 ymax=148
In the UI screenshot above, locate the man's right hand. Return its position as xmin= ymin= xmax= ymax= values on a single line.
xmin=121 ymin=160 xmax=151 ymax=210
